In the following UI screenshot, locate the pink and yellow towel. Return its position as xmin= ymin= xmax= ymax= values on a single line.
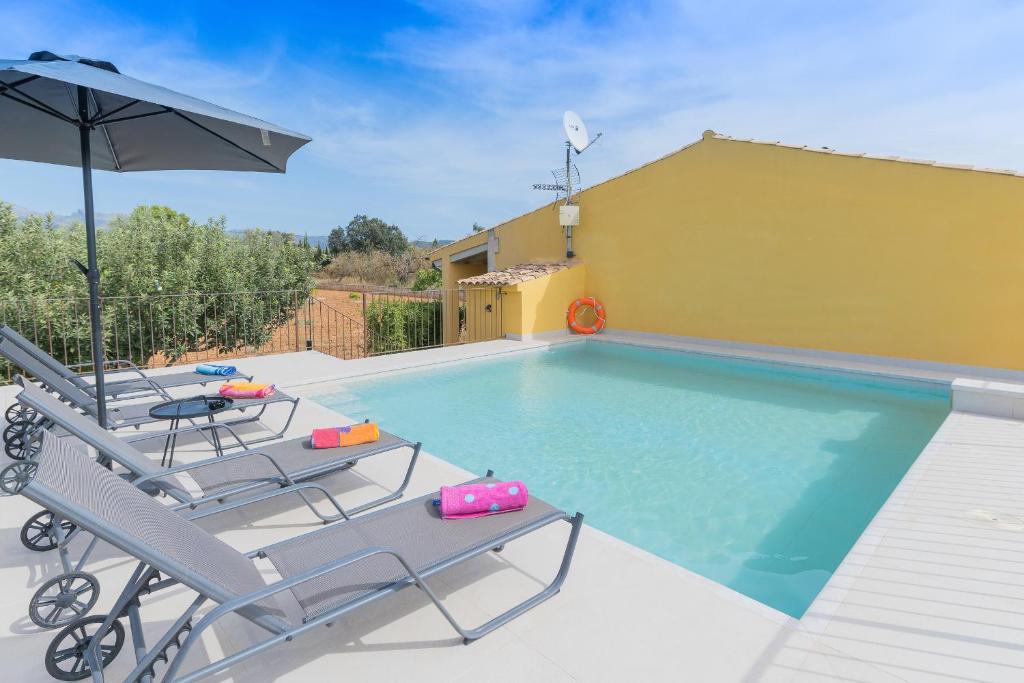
xmin=218 ymin=382 xmax=276 ymax=399
xmin=439 ymin=480 xmax=528 ymax=519
xmin=311 ymin=422 xmax=380 ymax=449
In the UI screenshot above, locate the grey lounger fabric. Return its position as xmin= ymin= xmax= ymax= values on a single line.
xmin=187 ymin=430 xmax=410 ymax=492
xmin=17 ymin=380 xmax=416 ymax=504
xmin=15 ymin=431 xmax=580 ymax=682
xmin=265 ymin=481 xmax=560 ymax=619
xmin=25 ymin=433 xmax=286 ymax=620
xmin=0 ymin=323 xmax=251 ymax=398
xmin=2 ymin=340 xmax=299 ymax=442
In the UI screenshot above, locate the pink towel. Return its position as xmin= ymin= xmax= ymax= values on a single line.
xmin=439 ymin=480 xmax=528 ymax=520
xmin=218 ymin=382 xmax=276 ymax=399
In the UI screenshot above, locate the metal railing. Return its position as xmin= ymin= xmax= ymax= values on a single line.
xmin=362 ymin=286 xmax=502 ymax=354
xmin=0 ymin=286 xmax=503 ymax=383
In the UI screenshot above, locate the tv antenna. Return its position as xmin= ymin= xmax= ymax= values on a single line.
xmin=532 ymin=110 xmax=602 ymax=258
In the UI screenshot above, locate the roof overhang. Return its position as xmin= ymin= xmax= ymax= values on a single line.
xmin=448 ymin=242 xmax=488 ymax=263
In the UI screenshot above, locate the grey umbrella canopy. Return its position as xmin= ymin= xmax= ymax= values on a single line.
xmin=0 ymin=51 xmax=311 ymax=425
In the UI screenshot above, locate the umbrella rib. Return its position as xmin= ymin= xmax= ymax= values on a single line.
xmin=0 ymin=74 xmax=40 ymax=90
xmin=98 ymin=120 xmax=121 ymax=171
xmin=84 ymin=89 xmax=121 ymax=171
xmin=0 ymin=82 xmax=76 ymax=124
xmin=88 ymin=98 xmax=142 ymax=125
xmin=97 ymin=107 xmax=174 ymax=126
xmin=0 ymin=91 xmax=76 ymax=125
xmin=171 ymin=110 xmax=282 ymax=171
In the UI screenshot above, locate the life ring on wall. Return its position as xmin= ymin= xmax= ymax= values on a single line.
xmin=568 ymin=297 xmax=606 ymax=335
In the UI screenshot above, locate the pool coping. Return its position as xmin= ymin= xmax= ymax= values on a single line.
xmin=292 ymin=332 xmax=1024 ymax=625
xmin=3 ymin=339 xmax=1022 ymax=680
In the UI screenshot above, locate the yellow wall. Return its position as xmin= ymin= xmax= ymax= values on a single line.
xmin=434 ymin=134 xmax=1024 ymax=369
xmin=501 ymin=265 xmax=587 ymax=337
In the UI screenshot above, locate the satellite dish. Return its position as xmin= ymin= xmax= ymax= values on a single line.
xmin=533 ymin=111 xmax=603 ymax=259
xmin=563 ymin=110 xmax=590 ymax=153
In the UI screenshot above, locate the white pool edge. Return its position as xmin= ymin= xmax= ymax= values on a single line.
xmin=294 ymin=332 xmax=1024 ymax=630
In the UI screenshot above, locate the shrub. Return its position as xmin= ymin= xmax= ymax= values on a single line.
xmin=411 ymin=268 xmax=442 ymax=291
xmin=0 ymin=201 xmax=317 ymax=368
xmin=365 ymin=299 xmax=443 ymax=353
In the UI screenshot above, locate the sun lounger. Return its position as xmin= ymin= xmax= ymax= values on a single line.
xmin=0 ymin=324 xmax=252 ymax=401
xmin=1 ymin=432 xmax=581 ymax=682
xmin=10 ymin=380 xmax=421 ymax=629
xmin=0 ymin=339 xmax=299 ymax=457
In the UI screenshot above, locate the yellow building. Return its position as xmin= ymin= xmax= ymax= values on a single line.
xmin=431 ymin=130 xmax=1024 ymax=371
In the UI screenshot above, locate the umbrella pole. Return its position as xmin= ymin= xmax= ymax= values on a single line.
xmin=78 ymin=86 xmax=107 ymax=428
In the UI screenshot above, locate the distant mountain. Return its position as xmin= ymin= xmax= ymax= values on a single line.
xmin=240 ymin=234 xmax=453 ymax=250
xmin=226 ymin=229 xmax=330 ymax=249
xmin=412 ymin=239 xmax=454 ymax=249
xmin=11 ymin=204 xmax=120 ymax=227
xmin=297 ymin=235 xmax=330 ymax=249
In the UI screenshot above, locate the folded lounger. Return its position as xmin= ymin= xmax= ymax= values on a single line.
xmin=0 ymin=324 xmax=252 ymax=403
xmin=0 ymin=339 xmax=299 ymax=456
xmin=11 ymin=380 xmax=422 ymax=628
xmin=2 ymin=433 xmax=582 ymax=683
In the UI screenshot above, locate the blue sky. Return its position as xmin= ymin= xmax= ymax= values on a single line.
xmin=2 ymin=0 xmax=1023 ymax=240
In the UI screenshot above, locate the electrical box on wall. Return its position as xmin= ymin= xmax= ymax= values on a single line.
xmin=559 ymin=205 xmax=580 ymax=226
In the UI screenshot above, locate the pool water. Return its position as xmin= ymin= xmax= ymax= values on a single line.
xmin=314 ymin=342 xmax=949 ymax=617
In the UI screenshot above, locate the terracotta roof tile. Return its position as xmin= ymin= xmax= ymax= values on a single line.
xmin=458 ymin=262 xmax=570 ymax=286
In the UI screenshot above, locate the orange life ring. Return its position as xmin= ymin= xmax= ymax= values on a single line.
xmin=568 ymin=297 xmax=606 ymax=335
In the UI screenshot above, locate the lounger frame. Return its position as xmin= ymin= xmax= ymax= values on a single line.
xmin=15 ymin=379 xmax=422 ymax=582
xmin=0 ymin=323 xmax=254 ymax=400
xmin=1 ymin=341 xmax=299 ymax=448
xmin=17 ymin=461 xmax=582 ymax=683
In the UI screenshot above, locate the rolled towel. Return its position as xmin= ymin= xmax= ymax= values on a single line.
xmin=218 ymin=382 xmax=275 ymax=399
xmin=439 ymin=480 xmax=528 ymax=520
xmin=195 ymin=364 xmax=237 ymax=376
xmin=311 ymin=422 xmax=380 ymax=449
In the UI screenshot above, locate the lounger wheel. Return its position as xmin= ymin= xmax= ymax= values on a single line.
xmin=30 ymin=572 xmax=100 ymax=629
xmin=0 ymin=460 xmax=38 ymax=495
xmin=3 ymin=419 xmax=37 ymax=460
xmin=4 ymin=402 xmax=36 ymax=424
xmin=21 ymin=509 xmax=78 ymax=551
xmin=45 ymin=615 xmax=124 ymax=681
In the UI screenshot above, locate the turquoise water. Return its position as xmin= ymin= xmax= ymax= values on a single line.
xmin=314 ymin=342 xmax=949 ymax=617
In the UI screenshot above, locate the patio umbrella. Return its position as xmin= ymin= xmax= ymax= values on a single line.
xmin=0 ymin=51 xmax=311 ymax=426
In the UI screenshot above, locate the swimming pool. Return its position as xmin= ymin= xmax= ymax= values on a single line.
xmin=313 ymin=341 xmax=949 ymax=617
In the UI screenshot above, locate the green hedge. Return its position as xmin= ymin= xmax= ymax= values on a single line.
xmin=365 ymin=299 xmax=445 ymax=353
xmin=0 ymin=202 xmax=316 ymax=370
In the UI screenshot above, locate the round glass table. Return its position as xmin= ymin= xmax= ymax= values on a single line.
xmin=148 ymin=396 xmax=234 ymax=466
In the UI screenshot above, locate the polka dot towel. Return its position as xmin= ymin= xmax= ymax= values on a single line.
xmin=439 ymin=480 xmax=529 ymax=519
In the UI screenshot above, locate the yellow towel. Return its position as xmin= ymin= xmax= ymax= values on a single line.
xmin=311 ymin=422 xmax=380 ymax=449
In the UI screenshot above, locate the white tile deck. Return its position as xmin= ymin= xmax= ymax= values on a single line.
xmin=1 ymin=340 xmax=1022 ymax=681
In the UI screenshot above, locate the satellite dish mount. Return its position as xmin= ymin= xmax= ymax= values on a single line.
xmin=532 ymin=110 xmax=602 ymax=258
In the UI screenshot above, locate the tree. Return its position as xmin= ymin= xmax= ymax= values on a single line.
xmin=472 ymin=222 xmax=485 ymax=232
xmin=327 ymin=225 xmax=347 ymax=254
xmin=342 ymin=214 xmax=408 ymax=255
xmin=0 ymin=200 xmax=317 ymax=367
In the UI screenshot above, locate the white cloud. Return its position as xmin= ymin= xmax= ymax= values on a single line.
xmin=3 ymin=1 xmax=1024 ymax=239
